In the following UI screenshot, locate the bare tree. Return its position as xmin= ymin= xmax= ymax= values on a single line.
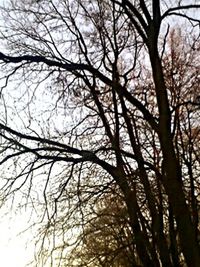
xmin=0 ymin=1 xmax=199 ymax=266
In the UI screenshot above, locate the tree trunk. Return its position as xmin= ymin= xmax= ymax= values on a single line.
xmin=148 ymin=44 xmax=200 ymax=266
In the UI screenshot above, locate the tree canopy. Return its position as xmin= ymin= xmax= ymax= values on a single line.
xmin=0 ymin=1 xmax=199 ymax=266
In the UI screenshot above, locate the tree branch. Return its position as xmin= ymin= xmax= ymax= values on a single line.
xmin=162 ymin=5 xmax=200 ymax=19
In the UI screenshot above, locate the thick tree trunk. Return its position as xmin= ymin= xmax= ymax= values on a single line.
xmin=148 ymin=45 xmax=200 ymax=266
xmin=169 ymin=204 xmax=180 ymax=266
xmin=121 ymin=99 xmax=172 ymax=266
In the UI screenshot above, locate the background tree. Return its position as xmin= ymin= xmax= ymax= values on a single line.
xmin=0 ymin=1 xmax=199 ymax=266
xmin=65 ymin=192 xmax=135 ymax=267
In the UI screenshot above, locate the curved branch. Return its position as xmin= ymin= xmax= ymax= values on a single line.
xmin=162 ymin=5 xmax=200 ymax=20
xmin=0 ymin=51 xmax=158 ymax=132
xmin=0 ymin=122 xmax=117 ymax=176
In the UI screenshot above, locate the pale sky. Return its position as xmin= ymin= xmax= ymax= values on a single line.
xmin=0 ymin=204 xmax=35 ymax=267
xmin=0 ymin=0 xmax=34 ymax=264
